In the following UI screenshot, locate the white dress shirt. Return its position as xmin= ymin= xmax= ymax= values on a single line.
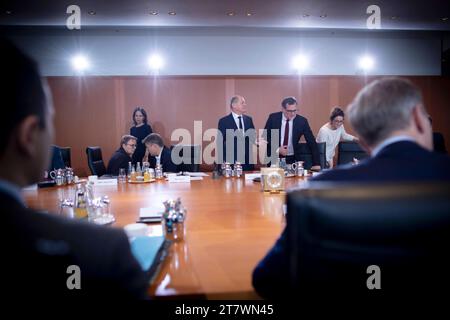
xmin=280 ymin=114 xmax=295 ymax=156
xmin=231 ymin=111 xmax=245 ymax=132
xmin=155 ymin=147 xmax=163 ymax=165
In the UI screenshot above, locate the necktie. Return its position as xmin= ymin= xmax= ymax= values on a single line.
xmin=283 ymin=119 xmax=289 ymax=147
xmin=238 ymin=116 xmax=243 ymax=130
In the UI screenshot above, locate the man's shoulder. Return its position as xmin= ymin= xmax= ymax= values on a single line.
xmin=218 ymin=113 xmax=233 ymax=125
xmin=268 ymin=111 xmax=282 ymax=119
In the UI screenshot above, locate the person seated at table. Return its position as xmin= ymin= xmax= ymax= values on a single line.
xmin=252 ymin=77 xmax=450 ymax=299
xmin=106 ymin=135 xmax=137 ymax=175
xmin=142 ymin=133 xmax=177 ymax=172
xmin=0 ymin=38 xmax=148 ymax=298
xmin=316 ymin=107 xmax=358 ymax=168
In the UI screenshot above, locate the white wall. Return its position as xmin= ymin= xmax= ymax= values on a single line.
xmin=3 ymin=27 xmax=442 ymax=76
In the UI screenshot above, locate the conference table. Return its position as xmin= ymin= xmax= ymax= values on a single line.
xmin=22 ymin=173 xmax=308 ymax=299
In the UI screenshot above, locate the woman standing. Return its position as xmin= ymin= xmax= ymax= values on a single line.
xmin=130 ymin=107 xmax=153 ymax=164
xmin=317 ymin=107 xmax=358 ymax=168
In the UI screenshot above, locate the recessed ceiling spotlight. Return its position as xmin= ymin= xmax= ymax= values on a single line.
xmin=168 ymin=11 xmax=176 ymax=16
xmin=246 ymin=12 xmax=253 ymax=17
xmin=319 ymin=14 xmax=327 ymax=18
xmin=442 ymin=17 xmax=449 ymax=21
xmin=391 ymin=16 xmax=398 ymax=20
xmin=88 ymin=10 xmax=96 ymax=15
xmin=358 ymin=55 xmax=375 ymax=72
xmin=302 ymin=14 xmax=310 ymax=18
xmin=227 ymin=11 xmax=236 ymax=17
xmin=5 ymin=10 xmax=12 ymax=14
xmin=149 ymin=11 xmax=158 ymax=16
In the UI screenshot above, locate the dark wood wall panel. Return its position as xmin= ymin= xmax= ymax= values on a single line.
xmin=47 ymin=76 xmax=450 ymax=176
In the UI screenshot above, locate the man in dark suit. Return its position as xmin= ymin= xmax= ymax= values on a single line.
xmin=263 ymin=97 xmax=321 ymax=170
xmin=106 ymin=135 xmax=137 ymax=175
xmin=142 ymin=133 xmax=177 ymax=172
xmin=253 ymin=78 xmax=450 ymax=299
xmin=1 ymin=39 xmax=148 ymax=299
xmin=218 ymin=95 xmax=256 ymax=171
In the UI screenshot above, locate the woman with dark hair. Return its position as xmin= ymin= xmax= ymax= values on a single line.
xmin=130 ymin=107 xmax=153 ymax=164
xmin=317 ymin=107 xmax=357 ymax=168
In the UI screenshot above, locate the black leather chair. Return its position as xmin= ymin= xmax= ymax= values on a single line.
xmin=337 ymin=141 xmax=368 ymax=165
xmin=170 ymin=144 xmax=201 ymax=172
xmin=86 ymin=147 xmax=107 ymax=176
xmin=294 ymin=142 xmax=326 ymax=169
xmin=286 ymin=182 xmax=450 ymax=296
xmin=59 ymin=147 xmax=71 ymax=168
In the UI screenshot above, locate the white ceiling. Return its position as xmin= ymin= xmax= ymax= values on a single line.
xmin=0 ymin=0 xmax=449 ymax=30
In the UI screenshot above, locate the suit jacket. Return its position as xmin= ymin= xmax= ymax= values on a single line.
xmin=311 ymin=141 xmax=450 ymax=182
xmin=218 ymin=113 xmax=256 ymax=171
xmin=2 ymin=191 xmax=149 ymax=299
xmin=252 ymin=141 xmax=450 ymax=299
xmin=149 ymin=146 xmax=177 ymax=173
xmin=107 ymin=147 xmax=132 ymax=176
xmin=263 ymin=112 xmax=320 ymax=166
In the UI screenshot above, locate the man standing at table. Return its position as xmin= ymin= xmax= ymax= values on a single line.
xmin=263 ymin=97 xmax=321 ymax=170
xmin=218 ymin=95 xmax=256 ymax=171
xmin=0 ymin=39 xmax=148 ymax=299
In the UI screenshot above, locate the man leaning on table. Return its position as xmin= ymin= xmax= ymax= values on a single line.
xmin=263 ymin=96 xmax=321 ymax=170
xmin=0 ymin=38 xmax=149 ymax=299
xmin=252 ymin=77 xmax=450 ymax=299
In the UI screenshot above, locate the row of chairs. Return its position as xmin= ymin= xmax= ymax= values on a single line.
xmin=66 ymin=142 xmax=368 ymax=175
xmin=295 ymin=141 xmax=368 ymax=169
xmin=86 ymin=145 xmax=202 ymax=176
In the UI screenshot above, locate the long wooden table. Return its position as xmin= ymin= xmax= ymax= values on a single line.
xmin=22 ymin=174 xmax=307 ymax=299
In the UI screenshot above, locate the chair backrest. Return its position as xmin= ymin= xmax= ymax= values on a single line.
xmin=286 ymin=182 xmax=450 ymax=295
xmin=170 ymin=144 xmax=201 ymax=172
xmin=294 ymin=142 xmax=326 ymax=169
xmin=337 ymin=141 xmax=368 ymax=165
xmin=86 ymin=146 xmax=106 ymax=176
xmin=59 ymin=147 xmax=71 ymax=168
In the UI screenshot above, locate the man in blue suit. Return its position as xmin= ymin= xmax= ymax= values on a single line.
xmin=218 ymin=95 xmax=256 ymax=171
xmin=263 ymin=97 xmax=321 ymax=170
xmin=252 ymin=77 xmax=450 ymax=299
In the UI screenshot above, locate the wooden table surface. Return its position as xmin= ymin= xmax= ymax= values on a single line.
xmin=22 ymin=174 xmax=307 ymax=299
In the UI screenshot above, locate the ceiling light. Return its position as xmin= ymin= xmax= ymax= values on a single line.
xmin=168 ymin=11 xmax=176 ymax=16
xmin=88 ymin=11 xmax=96 ymax=15
xmin=148 ymin=54 xmax=164 ymax=70
xmin=442 ymin=17 xmax=449 ymax=21
xmin=71 ymin=55 xmax=90 ymax=72
xmin=391 ymin=16 xmax=398 ymax=20
xmin=302 ymin=14 xmax=310 ymax=18
xmin=292 ymin=54 xmax=310 ymax=72
xmin=227 ymin=12 xmax=236 ymax=17
xmin=246 ymin=12 xmax=253 ymax=17
xmin=358 ymin=55 xmax=375 ymax=72
xmin=149 ymin=11 xmax=158 ymax=16
xmin=5 ymin=10 xmax=12 ymax=14
xmin=320 ymin=14 xmax=327 ymax=18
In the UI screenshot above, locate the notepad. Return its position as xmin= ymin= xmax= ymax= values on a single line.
xmin=130 ymin=236 xmax=170 ymax=279
xmin=139 ymin=205 xmax=164 ymax=222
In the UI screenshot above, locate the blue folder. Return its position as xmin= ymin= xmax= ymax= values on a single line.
xmin=130 ymin=236 xmax=170 ymax=280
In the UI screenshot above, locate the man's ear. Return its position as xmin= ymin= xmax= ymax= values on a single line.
xmin=16 ymin=115 xmax=42 ymax=157
xmin=412 ymin=104 xmax=427 ymax=134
